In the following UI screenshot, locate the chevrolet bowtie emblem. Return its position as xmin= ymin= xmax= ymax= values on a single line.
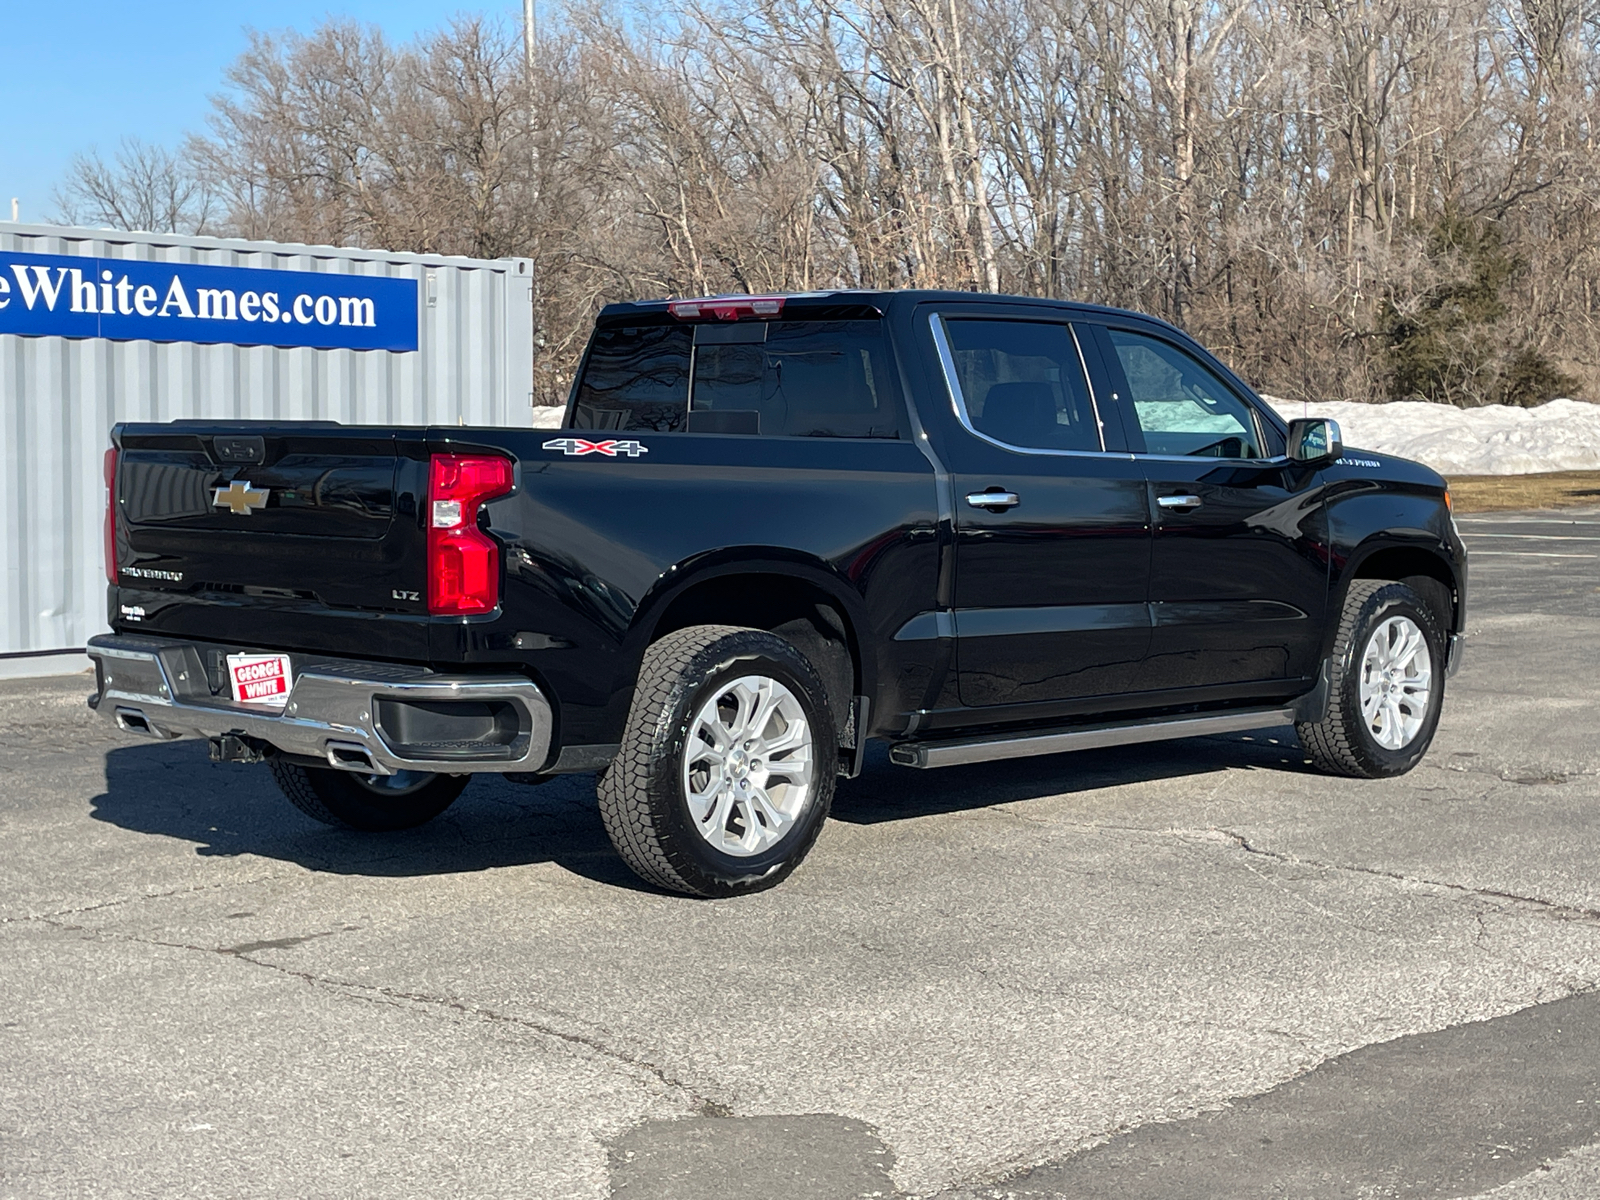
xmin=214 ymin=480 xmax=270 ymax=515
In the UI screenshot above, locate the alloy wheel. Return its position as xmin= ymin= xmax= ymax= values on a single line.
xmin=1358 ymin=615 xmax=1433 ymax=750
xmin=681 ymin=674 xmax=816 ymax=857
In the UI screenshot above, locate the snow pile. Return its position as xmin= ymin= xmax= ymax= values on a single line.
xmin=1261 ymin=396 xmax=1600 ymax=476
xmin=531 ymin=406 xmax=565 ymax=429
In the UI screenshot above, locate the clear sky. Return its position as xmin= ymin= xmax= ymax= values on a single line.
xmin=0 ymin=1 xmax=522 ymax=222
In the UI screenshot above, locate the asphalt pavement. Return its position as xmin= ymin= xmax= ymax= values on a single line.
xmin=4 ymin=509 xmax=1600 ymax=1199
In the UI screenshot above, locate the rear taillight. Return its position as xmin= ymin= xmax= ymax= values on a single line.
xmin=667 ymin=294 xmax=786 ymax=321
xmin=103 ymin=447 xmax=118 ymax=584
xmin=427 ymin=454 xmax=514 ymax=615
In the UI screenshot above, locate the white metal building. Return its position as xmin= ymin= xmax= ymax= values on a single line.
xmin=0 ymin=221 xmax=535 ymax=678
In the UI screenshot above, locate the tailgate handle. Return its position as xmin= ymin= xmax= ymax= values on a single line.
xmin=214 ymin=435 xmax=266 ymax=464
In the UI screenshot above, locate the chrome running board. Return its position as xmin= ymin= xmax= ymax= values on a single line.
xmin=888 ymin=705 xmax=1298 ymax=769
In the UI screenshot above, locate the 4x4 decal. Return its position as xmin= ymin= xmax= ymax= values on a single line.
xmin=542 ymin=437 xmax=649 ymax=458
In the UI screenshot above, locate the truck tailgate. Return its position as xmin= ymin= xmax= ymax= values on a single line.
xmin=111 ymin=424 xmax=432 ymax=659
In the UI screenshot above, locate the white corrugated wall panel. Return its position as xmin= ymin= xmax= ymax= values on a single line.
xmin=0 ymin=221 xmax=535 ymax=665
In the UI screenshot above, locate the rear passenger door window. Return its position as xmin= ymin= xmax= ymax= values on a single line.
xmin=1104 ymin=328 xmax=1264 ymax=459
xmin=942 ymin=319 xmax=1103 ymax=452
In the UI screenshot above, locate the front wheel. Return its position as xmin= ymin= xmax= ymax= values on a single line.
xmin=598 ymin=625 xmax=838 ymax=897
xmin=268 ymin=760 xmax=468 ymax=831
xmin=1297 ymin=580 xmax=1446 ymax=778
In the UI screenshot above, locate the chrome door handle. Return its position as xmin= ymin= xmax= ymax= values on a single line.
xmin=966 ymin=490 xmax=1020 ymax=510
xmin=1157 ymin=494 xmax=1203 ymax=511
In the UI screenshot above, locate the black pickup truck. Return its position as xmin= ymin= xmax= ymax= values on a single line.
xmin=91 ymin=290 xmax=1467 ymax=896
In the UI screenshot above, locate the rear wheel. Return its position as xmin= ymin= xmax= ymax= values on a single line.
xmin=1297 ymin=580 xmax=1445 ymax=778
xmin=268 ymin=760 xmax=468 ymax=831
xmin=598 ymin=625 xmax=838 ymax=897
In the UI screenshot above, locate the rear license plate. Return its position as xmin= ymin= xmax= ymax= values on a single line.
xmin=227 ymin=653 xmax=293 ymax=707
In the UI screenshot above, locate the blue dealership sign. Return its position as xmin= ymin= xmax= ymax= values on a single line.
xmin=0 ymin=250 xmax=419 ymax=352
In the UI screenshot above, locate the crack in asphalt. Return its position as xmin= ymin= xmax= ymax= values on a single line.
xmin=31 ymin=914 xmax=730 ymax=1118
xmin=1441 ymin=761 xmax=1598 ymax=785
xmin=967 ymin=962 xmax=1328 ymax=1057
xmin=972 ymin=801 xmax=1600 ymax=935
xmin=1216 ymin=828 xmax=1600 ymax=924
xmin=0 ymin=872 xmax=289 ymax=926
xmin=219 ymin=929 xmax=346 ymax=955
xmin=926 ymin=804 xmax=1600 ymax=1196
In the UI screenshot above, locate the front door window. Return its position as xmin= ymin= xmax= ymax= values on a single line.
xmin=1089 ymin=323 xmax=1327 ymax=693
xmin=1105 ymin=329 xmax=1263 ymax=459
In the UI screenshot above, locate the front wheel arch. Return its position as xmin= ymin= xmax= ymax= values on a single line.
xmin=1335 ymin=542 xmax=1462 ymax=649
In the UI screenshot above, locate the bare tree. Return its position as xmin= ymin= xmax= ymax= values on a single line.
xmin=51 ymin=0 xmax=1600 ymax=406
xmin=52 ymin=138 xmax=215 ymax=235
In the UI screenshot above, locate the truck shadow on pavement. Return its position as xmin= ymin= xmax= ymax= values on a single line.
xmin=89 ymin=740 xmax=655 ymax=890
xmin=89 ymin=727 xmax=1313 ymax=890
xmin=829 ymin=725 xmax=1315 ymax=824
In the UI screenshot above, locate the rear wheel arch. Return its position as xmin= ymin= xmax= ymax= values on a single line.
xmin=635 ymin=561 xmax=871 ymax=740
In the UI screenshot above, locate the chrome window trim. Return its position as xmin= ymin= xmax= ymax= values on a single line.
xmin=928 ymin=313 xmax=1133 ymax=461
xmin=1070 ymin=322 xmax=1109 ymax=448
xmin=1139 ymin=451 xmax=1293 ymax=466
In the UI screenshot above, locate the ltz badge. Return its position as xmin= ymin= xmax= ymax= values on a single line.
xmin=542 ymin=438 xmax=648 ymax=458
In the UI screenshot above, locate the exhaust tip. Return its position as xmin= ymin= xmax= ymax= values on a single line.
xmin=888 ymin=744 xmax=924 ymax=768
xmin=114 ymin=707 xmax=153 ymax=736
xmin=325 ymin=741 xmax=389 ymax=775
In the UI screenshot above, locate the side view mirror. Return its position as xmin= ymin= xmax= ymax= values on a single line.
xmin=1287 ymin=417 xmax=1343 ymax=464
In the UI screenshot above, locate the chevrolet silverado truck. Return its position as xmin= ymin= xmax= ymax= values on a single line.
xmin=90 ymin=290 xmax=1467 ymax=896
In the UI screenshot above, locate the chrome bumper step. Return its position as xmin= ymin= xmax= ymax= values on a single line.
xmin=88 ymin=634 xmax=553 ymax=776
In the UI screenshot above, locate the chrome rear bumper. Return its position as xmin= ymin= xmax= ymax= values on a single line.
xmin=87 ymin=634 xmax=553 ymax=776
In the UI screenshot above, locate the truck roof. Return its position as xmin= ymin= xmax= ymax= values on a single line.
xmin=595 ymin=289 xmax=1182 ymax=333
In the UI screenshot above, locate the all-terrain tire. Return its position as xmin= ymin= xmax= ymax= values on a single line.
xmin=268 ymin=760 xmax=468 ymax=831
xmin=1296 ymin=580 xmax=1447 ymax=778
xmin=597 ymin=624 xmax=838 ymax=897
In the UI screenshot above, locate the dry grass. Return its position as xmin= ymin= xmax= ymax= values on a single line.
xmin=1445 ymin=471 xmax=1600 ymax=513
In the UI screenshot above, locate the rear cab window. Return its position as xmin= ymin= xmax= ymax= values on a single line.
xmin=570 ymin=315 xmax=901 ymax=439
xmin=571 ymin=324 xmax=693 ymax=431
